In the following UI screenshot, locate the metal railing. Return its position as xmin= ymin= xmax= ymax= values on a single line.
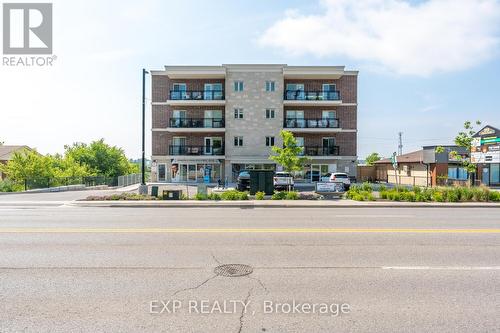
xmin=169 ymin=118 xmax=225 ymax=128
xmin=284 ymin=118 xmax=340 ymax=128
xmin=169 ymin=90 xmax=225 ymax=100
xmin=169 ymin=145 xmax=225 ymax=156
xmin=19 ymin=176 xmax=118 ymax=191
xmin=117 ymin=173 xmax=142 ymax=187
xmin=301 ymin=146 xmax=340 ymax=156
xmin=284 ymin=90 xmax=341 ymax=101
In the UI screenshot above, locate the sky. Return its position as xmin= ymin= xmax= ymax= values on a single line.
xmin=1 ymin=0 xmax=499 ymax=160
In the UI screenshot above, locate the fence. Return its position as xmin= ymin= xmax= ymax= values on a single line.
xmin=20 ymin=176 xmax=118 ymax=191
xmin=118 ymin=173 xmax=142 ymax=187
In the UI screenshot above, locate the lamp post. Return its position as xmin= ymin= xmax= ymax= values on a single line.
xmin=140 ymin=68 xmax=149 ymax=193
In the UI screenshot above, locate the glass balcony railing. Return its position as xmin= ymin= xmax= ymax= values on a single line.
xmin=169 ymin=90 xmax=224 ymax=101
xmin=301 ymin=146 xmax=340 ymax=156
xmin=284 ymin=118 xmax=340 ymax=128
xmin=169 ymin=145 xmax=225 ymax=156
xmin=284 ymin=90 xmax=341 ymax=101
xmin=169 ymin=118 xmax=225 ymax=128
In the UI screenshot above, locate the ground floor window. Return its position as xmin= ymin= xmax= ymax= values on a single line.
xmin=294 ymin=164 xmax=336 ymax=182
xmin=447 ymin=166 xmax=468 ymax=180
xmin=231 ymin=163 xmax=276 ymax=180
xmin=170 ymin=163 xmax=221 ymax=183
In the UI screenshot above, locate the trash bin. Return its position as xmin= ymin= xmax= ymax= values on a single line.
xmin=249 ymin=170 xmax=274 ymax=195
xmin=151 ymin=186 xmax=159 ymax=197
xmin=162 ymin=190 xmax=182 ymax=200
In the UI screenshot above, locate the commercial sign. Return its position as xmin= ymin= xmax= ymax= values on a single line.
xmin=315 ymin=182 xmax=344 ymax=193
xmin=471 ymin=150 xmax=500 ymax=164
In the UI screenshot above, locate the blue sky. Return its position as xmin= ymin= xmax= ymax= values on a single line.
xmin=1 ymin=0 xmax=499 ymax=159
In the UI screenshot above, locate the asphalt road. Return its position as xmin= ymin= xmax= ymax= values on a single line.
xmin=0 ymin=204 xmax=499 ymax=333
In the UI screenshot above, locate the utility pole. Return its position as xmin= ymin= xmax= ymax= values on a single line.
xmin=140 ymin=68 xmax=149 ymax=191
xmin=398 ymin=132 xmax=403 ymax=156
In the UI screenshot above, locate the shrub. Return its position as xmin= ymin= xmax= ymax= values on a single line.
xmin=472 ymin=187 xmax=489 ymax=202
xmin=207 ymin=192 xmax=221 ymax=200
xmin=285 ymin=191 xmax=300 ymax=200
xmin=180 ymin=193 xmax=189 ymax=200
xmin=194 ymin=193 xmax=207 ymax=200
xmin=221 ymin=190 xmax=248 ymax=200
xmin=378 ymin=184 xmax=387 ymax=192
xmin=0 ymin=179 xmax=23 ymax=192
xmin=360 ymin=182 xmax=373 ymax=192
xmin=433 ymin=192 xmax=444 ymax=202
xmin=489 ymin=191 xmax=500 ymax=202
xmin=255 ymin=191 xmax=265 ymax=200
xmin=271 ymin=191 xmax=287 ymax=200
xmin=380 ymin=191 xmax=388 ymax=199
xmin=412 ymin=186 xmax=421 ymax=194
xmin=352 ymin=194 xmax=365 ymax=201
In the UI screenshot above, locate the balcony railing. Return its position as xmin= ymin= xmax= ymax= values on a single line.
xmin=284 ymin=90 xmax=341 ymax=101
xmin=169 ymin=118 xmax=225 ymax=128
xmin=169 ymin=90 xmax=224 ymax=101
xmin=284 ymin=118 xmax=340 ymax=129
xmin=169 ymin=145 xmax=225 ymax=156
xmin=300 ymin=146 xmax=340 ymax=156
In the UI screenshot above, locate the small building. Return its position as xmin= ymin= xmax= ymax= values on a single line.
xmin=373 ymin=145 xmax=469 ymax=187
xmin=0 ymin=145 xmax=32 ymax=180
xmin=471 ymin=125 xmax=500 ymax=187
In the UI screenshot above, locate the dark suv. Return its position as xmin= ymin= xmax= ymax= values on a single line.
xmin=236 ymin=170 xmax=250 ymax=191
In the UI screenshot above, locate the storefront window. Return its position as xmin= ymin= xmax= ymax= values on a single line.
xmin=448 ymin=166 xmax=468 ymax=180
xmin=491 ymin=163 xmax=500 ymax=184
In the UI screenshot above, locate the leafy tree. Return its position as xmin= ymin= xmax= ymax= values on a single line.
xmin=0 ymin=149 xmax=53 ymax=182
xmin=64 ymin=139 xmax=139 ymax=177
xmin=269 ymin=130 xmax=310 ymax=172
xmin=365 ymin=152 xmax=381 ymax=166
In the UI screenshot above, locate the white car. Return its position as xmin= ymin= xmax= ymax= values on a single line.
xmin=273 ymin=172 xmax=294 ymax=190
xmin=329 ymin=172 xmax=351 ymax=190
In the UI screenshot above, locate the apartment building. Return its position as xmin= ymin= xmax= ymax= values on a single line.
xmin=150 ymin=64 xmax=358 ymax=183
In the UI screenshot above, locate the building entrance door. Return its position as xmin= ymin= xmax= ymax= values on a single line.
xmin=482 ymin=167 xmax=490 ymax=185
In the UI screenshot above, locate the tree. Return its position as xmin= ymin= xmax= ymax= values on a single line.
xmin=365 ymin=152 xmax=381 ymax=166
xmin=269 ymin=130 xmax=310 ymax=173
xmin=0 ymin=149 xmax=53 ymax=183
xmin=64 ymin=139 xmax=139 ymax=177
xmin=435 ymin=120 xmax=481 ymax=180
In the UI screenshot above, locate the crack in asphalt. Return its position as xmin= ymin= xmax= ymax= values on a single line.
xmin=237 ymin=288 xmax=253 ymax=333
xmin=246 ymin=275 xmax=269 ymax=294
xmin=211 ymin=253 xmax=223 ymax=265
xmin=171 ymin=274 xmax=218 ymax=297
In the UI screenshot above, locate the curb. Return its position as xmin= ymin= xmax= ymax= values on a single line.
xmin=69 ymin=200 xmax=500 ymax=209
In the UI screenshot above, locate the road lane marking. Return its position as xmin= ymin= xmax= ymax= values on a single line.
xmin=1 ymin=228 xmax=500 ymax=233
xmin=383 ymin=266 xmax=500 ymax=270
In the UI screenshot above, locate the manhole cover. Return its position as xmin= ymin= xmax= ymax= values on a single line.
xmin=214 ymin=264 xmax=253 ymax=277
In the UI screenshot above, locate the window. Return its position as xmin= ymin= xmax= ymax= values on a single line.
xmin=171 ymin=83 xmax=187 ymax=100
xmin=265 ymin=81 xmax=275 ymax=92
xmin=266 ymin=109 xmax=275 ymax=119
xmin=234 ymin=108 xmax=243 ymax=119
xmin=234 ymin=136 xmax=243 ymax=147
xmin=265 ymin=136 xmax=275 ymax=147
xmin=234 ymin=81 xmax=244 ymax=92
xmin=448 ymin=166 xmax=468 ymax=180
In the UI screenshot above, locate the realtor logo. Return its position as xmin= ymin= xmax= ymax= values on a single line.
xmin=3 ymin=3 xmax=52 ymax=54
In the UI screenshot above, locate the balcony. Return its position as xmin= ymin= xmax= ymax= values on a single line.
xmin=284 ymin=90 xmax=341 ymax=101
xmin=169 ymin=145 xmax=225 ymax=156
xmin=284 ymin=118 xmax=340 ymax=129
xmin=301 ymin=146 xmax=340 ymax=156
xmin=169 ymin=118 xmax=225 ymax=129
xmin=169 ymin=90 xmax=224 ymax=101
xmin=283 ymin=90 xmax=342 ymax=106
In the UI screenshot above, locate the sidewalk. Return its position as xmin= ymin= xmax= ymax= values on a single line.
xmin=70 ymin=200 xmax=500 ymax=208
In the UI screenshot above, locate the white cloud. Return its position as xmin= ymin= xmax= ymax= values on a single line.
xmin=259 ymin=0 xmax=500 ymax=76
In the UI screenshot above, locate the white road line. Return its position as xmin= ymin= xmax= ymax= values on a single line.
xmin=382 ymin=266 xmax=500 ymax=270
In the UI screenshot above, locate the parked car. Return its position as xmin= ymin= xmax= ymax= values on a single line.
xmin=273 ymin=172 xmax=294 ymax=191
xmin=321 ymin=173 xmax=331 ymax=182
xmin=329 ymin=172 xmax=351 ymax=190
xmin=304 ymin=170 xmax=320 ymax=182
xmin=236 ymin=170 xmax=250 ymax=191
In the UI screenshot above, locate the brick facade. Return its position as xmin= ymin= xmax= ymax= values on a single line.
xmin=295 ymin=132 xmax=357 ymax=156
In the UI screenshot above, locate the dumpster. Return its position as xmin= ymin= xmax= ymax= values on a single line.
xmin=249 ymin=170 xmax=274 ymax=195
xmin=151 ymin=186 xmax=159 ymax=197
xmin=162 ymin=190 xmax=182 ymax=200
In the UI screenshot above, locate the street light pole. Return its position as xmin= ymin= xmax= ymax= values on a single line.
xmin=141 ymin=68 xmax=149 ymax=187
